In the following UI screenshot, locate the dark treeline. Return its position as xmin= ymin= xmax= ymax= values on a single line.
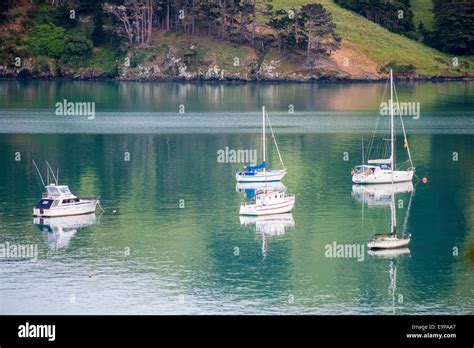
xmin=335 ymin=0 xmax=415 ymax=38
xmin=9 ymin=0 xmax=338 ymax=62
xmin=335 ymin=0 xmax=473 ymax=56
xmin=419 ymin=0 xmax=474 ymax=56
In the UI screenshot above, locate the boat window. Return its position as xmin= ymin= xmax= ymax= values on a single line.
xmin=46 ymin=186 xmax=60 ymax=196
xmin=60 ymin=187 xmax=71 ymax=194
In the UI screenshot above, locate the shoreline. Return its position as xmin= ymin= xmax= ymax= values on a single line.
xmin=1 ymin=75 xmax=473 ymax=84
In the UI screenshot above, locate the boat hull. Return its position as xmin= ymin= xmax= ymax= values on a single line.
xmin=236 ymin=170 xmax=286 ymax=182
xmin=239 ymin=196 xmax=295 ymax=216
xmin=367 ymin=235 xmax=411 ymax=250
xmin=352 ymin=170 xmax=414 ymax=184
xmin=33 ymin=200 xmax=98 ymax=218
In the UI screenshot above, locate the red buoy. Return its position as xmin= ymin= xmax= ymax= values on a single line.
xmin=422 ymin=177 xmax=428 ymax=184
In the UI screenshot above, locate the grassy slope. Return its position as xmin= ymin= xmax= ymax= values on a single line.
xmin=411 ymin=0 xmax=434 ymax=30
xmin=270 ymin=0 xmax=473 ymax=77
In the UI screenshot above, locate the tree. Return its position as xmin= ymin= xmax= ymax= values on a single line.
xmin=268 ymin=9 xmax=299 ymax=56
xmin=0 ymin=1 xmax=10 ymax=23
xmin=430 ymin=0 xmax=474 ymax=55
xmin=62 ymin=35 xmax=93 ymax=65
xmin=24 ymin=23 xmax=67 ymax=59
xmin=91 ymin=4 xmax=105 ymax=46
xmin=300 ymin=4 xmax=340 ymax=64
xmin=104 ymin=0 xmax=155 ymax=47
xmin=334 ymin=0 xmax=416 ymax=38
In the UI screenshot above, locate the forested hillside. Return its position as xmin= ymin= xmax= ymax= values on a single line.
xmin=0 ymin=0 xmax=472 ymax=81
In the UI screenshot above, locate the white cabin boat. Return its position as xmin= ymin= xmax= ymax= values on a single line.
xmin=33 ymin=184 xmax=98 ymax=218
xmin=352 ymin=70 xmax=415 ymax=184
xmin=236 ymin=106 xmax=287 ymax=182
xmin=239 ymin=190 xmax=295 ymax=216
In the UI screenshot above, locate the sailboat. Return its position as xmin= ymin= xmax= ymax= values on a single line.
xmin=352 ymin=69 xmax=415 ymax=184
xmin=367 ymin=184 xmax=411 ymax=250
xmin=32 ymin=161 xmax=99 ymax=218
xmin=235 ymin=106 xmax=286 ymax=182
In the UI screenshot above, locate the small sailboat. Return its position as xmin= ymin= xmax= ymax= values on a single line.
xmin=236 ymin=106 xmax=286 ymax=182
xmin=367 ymin=185 xmax=411 ymax=250
xmin=32 ymin=161 xmax=99 ymax=218
xmin=352 ymin=70 xmax=415 ymax=184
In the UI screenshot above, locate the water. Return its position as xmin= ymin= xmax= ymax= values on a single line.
xmin=0 ymin=80 xmax=473 ymax=314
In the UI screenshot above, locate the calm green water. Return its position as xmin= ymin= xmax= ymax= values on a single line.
xmin=0 ymin=80 xmax=473 ymax=314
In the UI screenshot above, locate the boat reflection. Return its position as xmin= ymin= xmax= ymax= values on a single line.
xmin=236 ymin=181 xmax=287 ymax=199
xmin=34 ymin=213 xmax=97 ymax=250
xmin=240 ymin=213 xmax=294 ymax=256
xmin=352 ymin=182 xmax=413 ymax=207
xmin=368 ymin=247 xmax=410 ymax=259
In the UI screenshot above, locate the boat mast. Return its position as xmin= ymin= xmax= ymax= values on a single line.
xmin=262 ymin=106 xmax=266 ymax=165
xmin=262 ymin=106 xmax=267 ymax=192
xmin=390 ymin=69 xmax=395 ymax=170
xmin=391 ymin=191 xmax=397 ymax=234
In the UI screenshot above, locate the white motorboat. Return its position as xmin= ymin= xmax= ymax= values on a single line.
xmin=236 ymin=106 xmax=287 ymax=182
xmin=352 ymin=69 xmax=415 ymax=184
xmin=239 ymin=190 xmax=295 ymax=216
xmin=32 ymin=161 xmax=99 ymax=218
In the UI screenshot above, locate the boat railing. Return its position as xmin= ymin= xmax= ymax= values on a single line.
xmin=240 ymin=202 xmax=254 ymax=207
xmin=79 ymin=196 xmax=100 ymax=201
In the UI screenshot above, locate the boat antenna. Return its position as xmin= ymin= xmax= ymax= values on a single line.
xmin=265 ymin=109 xmax=285 ymax=170
xmin=32 ymin=160 xmax=46 ymax=188
xmin=57 ymin=168 xmax=59 ymax=185
xmin=45 ymin=160 xmax=58 ymax=185
xmin=361 ymin=136 xmax=365 ymax=165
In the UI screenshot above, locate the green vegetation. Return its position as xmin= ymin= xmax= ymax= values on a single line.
xmin=334 ymin=0 xmax=416 ymax=38
xmin=0 ymin=0 xmax=472 ymax=80
xmin=24 ymin=24 xmax=66 ymax=59
xmin=426 ymin=0 xmax=474 ymax=56
xmin=411 ymin=0 xmax=434 ymax=30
